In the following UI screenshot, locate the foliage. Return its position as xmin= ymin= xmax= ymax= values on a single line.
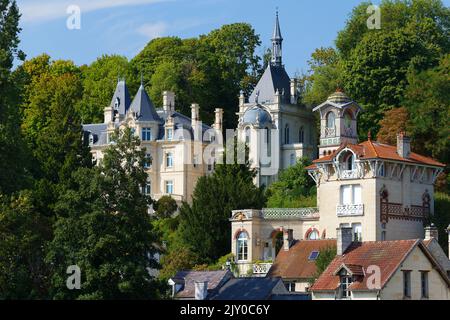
xmin=308 ymin=245 xmax=336 ymax=285
xmin=158 ymin=247 xmax=198 ymax=281
xmin=177 ymin=143 xmax=266 ymax=264
xmin=376 ymin=106 xmax=409 ymax=145
xmin=0 ymin=0 xmax=27 ymax=194
xmin=46 ymin=127 xmax=161 ymax=299
xmin=266 ymin=157 xmax=316 ymax=208
xmin=79 ymin=55 xmax=137 ymax=123
xmin=431 ymin=192 xmax=450 ymax=256
xmin=0 ymin=191 xmax=52 ymax=299
xmin=154 ymin=195 xmax=178 ymax=219
xmin=404 ymin=54 xmax=450 ymax=164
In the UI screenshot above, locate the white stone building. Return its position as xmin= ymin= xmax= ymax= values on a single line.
xmin=82 ymin=80 xmax=222 ymax=205
xmin=229 ymin=90 xmax=446 ymax=277
xmin=236 ymin=13 xmax=316 ymax=187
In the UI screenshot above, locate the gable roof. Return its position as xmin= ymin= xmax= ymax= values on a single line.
xmin=310 ymin=140 xmax=445 ymax=168
xmin=249 ymin=64 xmax=290 ymax=104
xmin=311 ymin=239 xmax=450 ymax=292
xmin=130 ymin=84 xmax=161 ymax=122
xmin=171 ymin=270 xmax=232 ymax=299
xmin=268 ymin=239 xmax=336 ymax=280
xmin=209 ymin=277 xmax=287 ymax=300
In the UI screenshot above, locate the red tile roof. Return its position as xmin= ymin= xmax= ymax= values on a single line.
xmin=268 ymin=240 xmax=336 ymax=280
xmin=311 ymin=239 xmax=450 ymax=292
xmin=312 ymin=140 xmax=445 ymax=168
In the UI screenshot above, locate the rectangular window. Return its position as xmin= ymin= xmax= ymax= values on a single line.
xmin=166 ymin=128 xmax=173 ymax=140
xmin=421 ymin=271 xmax=429 ymax=299
xmin=403 ymin=271 xmax=411 ymax=298
xmin=142 ymin=127 xmax=152 ymax=141
xmin=340 ymin=276 xmax=352 ymax=299
xmin=166 ymin=153 xmax=173 ymax=168
xmin=340 ymin=184 xmax=362 ymax=205
xmin=143 ymin=181 xmax=151 ymax=195
xmin=352 ymin=223 xmax=362 ymax=242
xmin=144 ymin=153 xmax=152 ymax=169
xmin=165 ymin=180 xmax=173 ymax=194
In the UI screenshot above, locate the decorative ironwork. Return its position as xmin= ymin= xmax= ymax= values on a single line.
xmin=261 ymin=208 xmax=319 ymax=220
xmin=252 ymin=263 xmax=273 ymax=277
xmin=340 ymin=169 xmax=358 ymax=179
xmin=324 ymin=127 xmax=336 ymax=138
xmin=336 ymin=204 xmax=364 ymax=217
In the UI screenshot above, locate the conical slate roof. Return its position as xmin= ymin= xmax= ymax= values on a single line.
xmin=272 ymin=11 xmax=283 ymax=41
xmin=110 ymin=79 xmax=131 ymax=115
xmin=249 ymin=64 xmax=290 ymax=104
xmin=130 ymin=84 xmax=161 ymax=122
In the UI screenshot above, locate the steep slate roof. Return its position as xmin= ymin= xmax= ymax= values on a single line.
xmin=130 ymin=84 xmax=161 ymax=122
xmin=172 ymin=270 xmax=232 ymax=299
xmin=307 ymin=140 xmax=445 ymax=169
xmin=268 ymin=239 xmax=336 ymax=280
xmin=210 ymin=277 xmax=287 ymax=300
xmin=311 ymin=239 xmax=450 ymax=292
xmin=249 ymin=64 xmax=290 ymax=104
xmin=110 ymin=80 xmax=131 ymax=115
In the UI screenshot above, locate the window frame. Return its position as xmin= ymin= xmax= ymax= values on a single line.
xmin=403 ymin=270 xmax=412 ymax=299
xmin=420 ymin=271 xmax=429 ymax=299
xmin=236 ymin=231 xmax=249 ymax=261
xmin=142 ymin=127 xmax=152 ymax=141
xmin=166 ymin=152 xmax=174 ymax=168
xmin=165 ymin=180 xmax=174 ymax=194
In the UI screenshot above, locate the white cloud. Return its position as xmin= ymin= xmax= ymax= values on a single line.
xmin=136 ymin=22 xmax=168 ymax=39
xmin=17 ymin=0 xmax=169 ymax=23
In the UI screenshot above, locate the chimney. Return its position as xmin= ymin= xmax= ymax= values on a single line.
xmin=424 ymin=224 xmax=439 ymax=241
xmin=396 ymin=132 xmax=411 ymax=158
xmin=104 ymin=106 xmax=114 ymax=123
xmin=239 ymin=90 xmax=245 ymax=108
xmin=283 ymin=229 xmax=293 ymax=251
xmin=336 ymin=227 xmax=353 ymax=256
xmin=163 ymin=91 xmax=175 ymax=114
xmin=194 ymin=281 xmax=208 ymax=300
xmin=213 ymin=108 xmax=223 ymax=132
xmin=191 ymin=103 xmax=200 ymax=122
xmin=290 ymin=78 xmax=298 ymax=104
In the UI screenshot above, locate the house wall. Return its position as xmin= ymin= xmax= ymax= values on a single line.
xmin=381 ymin=246 xmax=450 ymax=300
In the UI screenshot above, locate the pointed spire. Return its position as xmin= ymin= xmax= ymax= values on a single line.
xmin=271 ymin=9 xmax=283 ymax=67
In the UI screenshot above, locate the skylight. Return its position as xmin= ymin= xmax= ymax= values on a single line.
xmin=308 ymin=251 xmax=320 ymax=260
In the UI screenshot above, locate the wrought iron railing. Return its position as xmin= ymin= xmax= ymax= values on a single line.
xmin=324 ymin=127 xmax=336 ymax=137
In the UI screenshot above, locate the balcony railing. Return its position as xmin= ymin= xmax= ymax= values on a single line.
xmin=261 ymin=207 xmax=319 ymax=220
xmin=336 ymin=204 xmax=364 ymax=217
xmin=324 ymin=127 xmax=336 ymax=137
xmin=340 ymin=169 xmax=359 ymax=180
xmin=252 ymin=263 xmax=273 ymax=277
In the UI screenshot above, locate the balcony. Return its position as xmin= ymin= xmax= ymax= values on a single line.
xmin=235 ymin=262 xmax=273 ymax=277
xmin=340 ymin=169 xmax=359 ymax=180
xmin=252 ymin=263 xmax=273 ymax=277
xmin=336 ymin=204 xmax=364 ymax=217
xmin=261 ymin=207 xmax=319 ymax=220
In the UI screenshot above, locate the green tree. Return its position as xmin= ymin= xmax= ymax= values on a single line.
xmin=79 ymin=55 xmax=136 ymax=123
xmin=154 ymin=195 xmax=178 ymax=219
xmin=308 ymin=245 xmax=337 ymax=286
xmin=177 ymin=144 xmax=266 ymax=263
xmin=0 ymin=0 xmax=27 ymax=194
xmin=0 ymin=191 xmax=52 ymax=299
xmin=404 ymin=54 xmax=450 ymax=164
xmin=376 ymin=106 xmax=409 ymax=145
xmin=266 ymin=157 xmax=316 ymax=208
xmin=46 ymin=127 xmax=161 ymax=299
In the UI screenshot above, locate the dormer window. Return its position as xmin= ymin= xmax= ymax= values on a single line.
xmin=114 ymin=97 xmax=120 ymax=110
xmin=326 ymin=111 xmax=335 ymax=129
xmin=166 ymin=128 xmax=173 ymax=140
xmin=142 ymin=127 xmax=152 ymax=141
xmin=339 ymin=270 xmax=353 ymax=299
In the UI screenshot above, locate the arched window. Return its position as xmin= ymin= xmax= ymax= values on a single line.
xmin=326 ymin=112 xmax=336 ymax=128
xmin=344 ymin=111 xmax=352 ymax=129
xmin=307 ymin=229 xmax=320 ymax=240
xmin=272 ymin=231 xmax=283 ymax=257
xmin=237 ymin=232 xmax=249 ymax=261
xmin=284 ymin=124 xmax=290 ymax=144
xmin=299 ymin=126 xmax=304 ymax=143
xmin=245 ymin=127 xmax=251 ymax=144
xmin=345 ymin=154 xmax=354 ymax=170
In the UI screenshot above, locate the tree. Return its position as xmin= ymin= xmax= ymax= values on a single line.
xmin=177 ymin=144 xmax=266 ymax=263
xmin=376 ymin=106 xmax=409 ymax=145
xmin=79 ymin=55 xmax=136 ymax=123
xmin=308 ymin=245 xmax=337 ymax=286
xmin=46 ymin=127 xmax=161 ymax=299
xmin=404 ymin=54 xmax=450 ymax=164
xmin=154 ymin=195 xmax=178 ymax=219
xmin=337 ymin=0 xmax=450 ymax=139
xmin=0 ymin=0 xmax=27 ymax=194
xmin=266 ymin=157 xmax=316 ymax=208
xmin=0 ymin=191 xmax=52 ymax=299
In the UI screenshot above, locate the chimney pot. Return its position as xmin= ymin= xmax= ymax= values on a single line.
xmin=163 ymin=91 xmax=175 ymax=114
xmin=194 ymin=281 xmax=208 ymax=300
xmin=424 ymin=224 xmax=439 ymax=241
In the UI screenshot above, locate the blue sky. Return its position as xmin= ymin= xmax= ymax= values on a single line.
xmin=16 ymin=0 xmax=449 ymax=75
